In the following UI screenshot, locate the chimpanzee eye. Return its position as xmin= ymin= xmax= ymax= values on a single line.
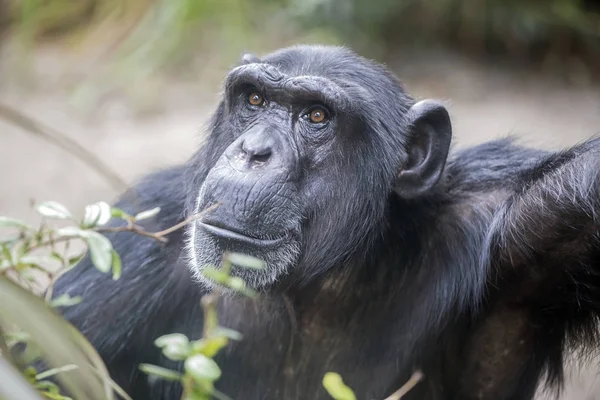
xmin=248 ymin=92 xmax=264 ymax=106
xmin=310 ymin=108 xmax=327 ymax=123
xmin=304 ymin=106 xmax=329 ymax=124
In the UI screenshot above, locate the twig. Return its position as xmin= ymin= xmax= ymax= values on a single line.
xmin=4 ymin=203 xmax=221 ymax=284
xmin=24 ymin=235 xmax=78 ymax=255
xmin=383 ymin=370 xmax=424 ymax=400
xmin=0 ymin=103 xmax=127 ymax=192
xmin=86 ymin=362 xmax=133 ymax=400
xmin=35 ymin=364 xmax=79 ymax=380
xmin=97 ymin=224 xmax=169 ymax=243
xmin=152 ymin=203 xmax=221 ymax=237
xmin=97 ymin=202 xmax=221 ymax=243
xmin=45 ymin=239 xmax=72 ymax=303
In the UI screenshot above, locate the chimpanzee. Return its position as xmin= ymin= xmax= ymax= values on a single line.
xmin=51 ymin=45 xmax=600 ymax=400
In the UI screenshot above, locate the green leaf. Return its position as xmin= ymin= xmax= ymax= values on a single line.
xmin=322 ymin=372 xmax=356 ymax=400
xmin=111 ymin=249 xmax=122 ymax=280
xmin=56 ymin=226 xmax=89 ymax=239
xmin=43 ymin=393 xmax=74 ymax=400
xmin=225 ymin=252 xmax=265 ymax=270
xmin=35 ymin=380 xmax=60 ymax=393
xmin=201 ymin=267 xmax=231 ymax=285
xmin=50 ymin=251 xmax=65 ymax=263
xmin=5 ymin=330 xmax=31 ymax=346
xmin=134 ymin=207 xmax=161 ymax=221
xmin=227 ymin=277 xmax=246 ymax=291
xmin=163 ymin=343 xmax=191 ymax=361
xmin=184 ymin=354 xmax=222 ymax=382
xmin=0 ymin=276 xmax=112 ymax=400
xmin=36 ymin=364 xmax=79 ymax=380
xmin=21 ymin=342 xmax=43 ymax=365
xmin=82 ymin=201 xmax=112 ymax=228
xmin=211 ymin=327 xmax=243 ymax=341
xmin=0 ymin=216 xmax=31 ymax=230
xmin=39 ymin=392 xmax=74 ymax=400
xmin=19 ymin=255 xmax=56 ymax=269
xmin=67 ymin=253 xmax=85 ymax=269
xmin=24 ymin=366 xmax=37 ymax=382
xmin=201 ymin=268 xmax=257 ymax=297
xmin=226 ymin=277 xmax=257 ymax=298
xmin=139 ymin=364 xmax=183 ymax=382
xmin=111 ymin=207 xmax=132 ymax=220
xmin=155 ymin=333 xmax=190 ymax=348
xmin=0 ymin=258 xmax=11 ymax=271
xmin=49 ymin=293 xmax=82 ymax=308
xmin=35 ymin=201 xmax=73 ymax=220
xmin=192 ymin=336 xmax=228 ymax=358
xmin=84 ymin=231 xmax=114 ymax=273
xmin=35 ymin=381 xmax=74 ymax=400
xmin=1 ymin=243 xmax=13 ymax=264
xmin=155 ymin=334 xmax=191 ymax=361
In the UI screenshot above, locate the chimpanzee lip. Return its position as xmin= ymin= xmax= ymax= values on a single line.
xmin=199 ymin=222 xmax=285 ymax=247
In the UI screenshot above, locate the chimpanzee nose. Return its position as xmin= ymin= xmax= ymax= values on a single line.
xmin=242 ymin=137 xmax=272 ymax=165
xmin=224 ymin=125 xmax=290 ymax=172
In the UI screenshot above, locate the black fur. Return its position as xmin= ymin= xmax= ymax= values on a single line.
xmin=50 ymin=45 xmax=600 ymax=400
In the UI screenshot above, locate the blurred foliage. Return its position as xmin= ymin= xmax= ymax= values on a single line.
xmin=0 ymin=198 xmax=421 ymax=399
xmin=1 ymin=0 xmax=599 ymax=75
xmin=0 ymin=0 xmax=343 ymax=113
xmin=0 ymin=200 xmax=150 ymax=400
xmin=0 ymin=0 xmax=597 ymax=114
xmin=292 ymin=0 xmax=600 ymax=77
xmin=2 ymin=0 xmax=600 ymax=57
xmin=0 ymin=199 xmax=266 ymax=399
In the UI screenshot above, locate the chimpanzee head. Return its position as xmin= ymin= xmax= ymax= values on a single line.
xmin=186 ymin=45 xmax=452 ymax=291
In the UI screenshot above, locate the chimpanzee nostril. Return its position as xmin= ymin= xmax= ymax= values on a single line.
xmin=242 ymin=141 xmax=272 ymax=165
xmin=251 ymin=150 xmax=272 ymax=164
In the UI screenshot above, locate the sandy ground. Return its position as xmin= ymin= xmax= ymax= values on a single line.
xmin=1 ymin=44 xmax=600 ymax=398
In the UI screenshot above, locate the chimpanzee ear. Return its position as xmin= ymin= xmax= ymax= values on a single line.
xmin=240 ymin=53 xmax=261 ymax=65
xmin=394 ymin=99 xmax=452 ymax=199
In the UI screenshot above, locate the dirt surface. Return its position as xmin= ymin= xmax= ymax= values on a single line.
xmin=1 ymin=44 xmax=600 ymax=398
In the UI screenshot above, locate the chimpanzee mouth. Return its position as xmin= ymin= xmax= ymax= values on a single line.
xmin=199 ymin=222 xmax=286 ymax=247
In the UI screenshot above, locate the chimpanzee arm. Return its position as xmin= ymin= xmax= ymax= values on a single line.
xmin=455 ymin=136 xmax=600 ymax=400
xmin=49 ymin=166 xmax=205 ymax=396
xmin=490 ymin=135 xmax=600 ymax=310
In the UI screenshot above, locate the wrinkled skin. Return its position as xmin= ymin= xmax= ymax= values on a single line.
xmin=186 ymin=48 xmax=445 ymax=292
xmin=48 ymin=45 xmax=600 ymax=400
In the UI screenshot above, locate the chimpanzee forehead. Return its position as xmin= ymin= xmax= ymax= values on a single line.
xmin=261 ymin=45 xmax=367 ymax=80
xmin=225 ymin=45 xmax=382 ymax=112
xmin=257 ymin=45 xmax=409 ymax=105
xmin=224 ymin=62 xmax=355 ymax=113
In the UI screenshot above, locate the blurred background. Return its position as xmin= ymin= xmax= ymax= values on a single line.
xmin=0 ymin=0 xmax=599 ymax=398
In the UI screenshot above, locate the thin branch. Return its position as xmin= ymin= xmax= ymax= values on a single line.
xmin=96 ymin=202 xmax=221 ymax=243
xmin=10 ymin=202 xmax=223 ymax=290
xmin=152 ymin=202 xmax=221 ymax=237
xmin=5 ymin=203 xmax=221 ymax=286
xmin=383 ymin=370 xmax=424 ymax=400
xmin=23 ymin=236 xmax=78 ymax=255
xmin=87 ymin=362 xmax=133 ymax=400
xmin=97 ymin=224 xmax=169 ymax=243
xmin=0 ymin=103 xmax=127 ymax=192
xmin=35 ymin=364 xmax=79 ymax=381
xmin=45 ymin=239 xmax=72 ymax=303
